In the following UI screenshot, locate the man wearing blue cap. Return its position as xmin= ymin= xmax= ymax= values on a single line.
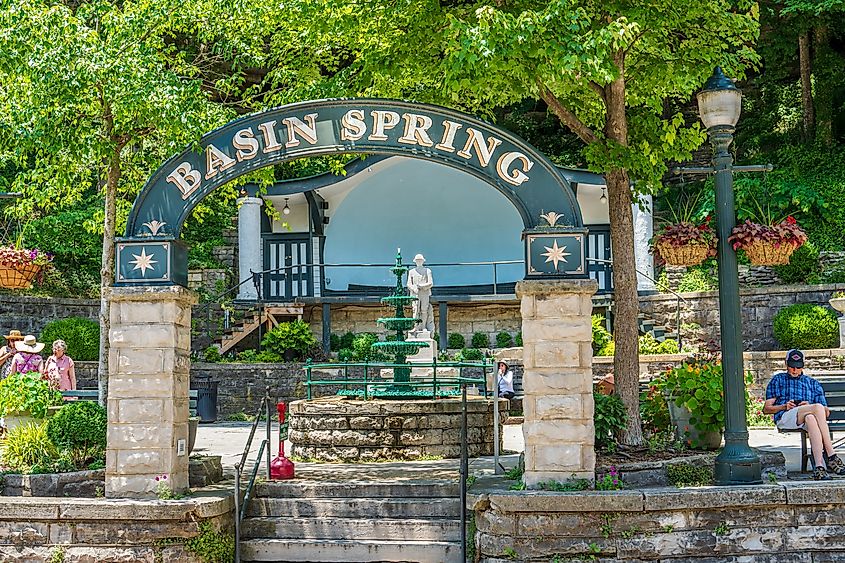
xmin=764 ymin=349 xmax=845 ymax=480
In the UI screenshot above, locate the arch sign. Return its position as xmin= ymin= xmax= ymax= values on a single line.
xmin=116 ymin=99 xmax=587 ymax=286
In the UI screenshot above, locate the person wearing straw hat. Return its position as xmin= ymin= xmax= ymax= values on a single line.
xmin=0 ymin=329 xmax=24 ymax=378
xmin=10 ymin=334 xmax=45 ymax=376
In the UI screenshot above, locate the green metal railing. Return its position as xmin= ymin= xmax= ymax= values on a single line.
xmin=304 ymin=358 xmax=491 ymax=400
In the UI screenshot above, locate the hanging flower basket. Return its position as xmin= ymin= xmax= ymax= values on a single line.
xmin=650 ymin=220 xmax=717 ymax=267
xmin=0 ymin=246 xmax=53 ymax=289
xmin=728 ymin=217 xmax=807 ymax=267
xmin=0 ymin=263 xmax=41 ymax=289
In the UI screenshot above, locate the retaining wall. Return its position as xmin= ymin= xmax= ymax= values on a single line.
xmin=0 ymin=491 xmax=233 ymax=562
xmin=471 ymin=477 xmax=845 ymax=562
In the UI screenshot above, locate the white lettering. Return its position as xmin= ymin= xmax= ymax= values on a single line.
xmin=232 ymin=127 xmax=259 ymax=162
xmin=435 ymin=120 xmax=463 ymax=152
xmin=341 ymin=109 xmax=367 ymax=141
xmin=205 ymin=144 xmax=236 ymax=180
xmin=257 ymin=120 xmax=283 ymax=153
xmin=166 ymin=162 xmax=202 ymax=200
xmin=368 ymin=110 xmax=401 ymax=141
xmin=282 ymin=113 xmax=319 ymax=148
xmin=496 ymin=152 xmax=534 ymax=186
xmin=398 ymin=113 xmax=434 ymax=146
xmin=457 ymin=128 xmax=503 ymax=167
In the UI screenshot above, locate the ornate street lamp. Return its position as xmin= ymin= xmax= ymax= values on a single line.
xmin=678 ymin=67 xmax=768 ymax=485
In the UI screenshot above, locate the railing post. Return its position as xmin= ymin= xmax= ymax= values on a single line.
xmin=363 ymin=363 xmax=368 ymax=400
xmin=460 ymin=383 xmax=468 ymax=563
xmin=234 ymin=463 xmax=241 ymax=563
xmin=433 ymin=355 xmax=438 ymax=399
xmin=265 ymin=390 xmax=272 ymax=481
xmin=306 ymin=360 xmax=313 ymax=400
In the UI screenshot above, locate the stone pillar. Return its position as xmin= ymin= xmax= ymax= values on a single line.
xmin=633 ymin=195 xmax=656 ymax=292
xmin=105 ymin=286 xmax=196 ymax=498
xmin=237 ymin=196 xmax=264 ymax=300
xmin=517 ymin=279 xmax=597 ymax=488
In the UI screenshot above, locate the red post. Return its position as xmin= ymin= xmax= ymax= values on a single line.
xmin=270 ymin=402 xmax=295 ymax=480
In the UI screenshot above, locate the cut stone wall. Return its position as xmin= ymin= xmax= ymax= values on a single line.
xmin=187 ymin=268 xmax=232 ymax=295
xmin=640 ymin=283 xmax=845 ymax=351
xmin=0 ymin=295 xmax=99 ymax=337
xmin=289 ymin=397 xmax=507 ymax=461
xmin=471 ymin=477 xmax=845 ymax=561
xmin=0 ymin=491 xmax=232 ymax=562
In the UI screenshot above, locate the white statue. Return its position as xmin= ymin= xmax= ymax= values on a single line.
xmin=407 ymin=253 xmax=434 ymax=333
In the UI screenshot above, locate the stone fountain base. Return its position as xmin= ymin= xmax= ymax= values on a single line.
xmin=288 ymin=396 xmax=509 ymax=462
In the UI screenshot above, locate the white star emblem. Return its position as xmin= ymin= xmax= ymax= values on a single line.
xmin=541 ymin=240 xmax=570 ymax=270
xmin=130 ymin=248 xmax=158 ymax=276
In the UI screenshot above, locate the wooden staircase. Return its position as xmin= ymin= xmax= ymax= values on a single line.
xmin=219 ymin=304 xmax=305 ymax=354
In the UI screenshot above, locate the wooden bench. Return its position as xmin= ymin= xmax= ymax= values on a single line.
xmin=61 ymin=389 xmax=199 ymax=418
xmin=777 ymin=378 xmax=845 ymax=473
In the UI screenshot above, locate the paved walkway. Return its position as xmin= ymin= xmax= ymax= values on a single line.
xmin=194 ymin=422 xmax=803 ymax=480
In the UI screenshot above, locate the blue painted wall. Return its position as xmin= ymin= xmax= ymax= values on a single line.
xmin=323 ymin=158 xmax=524 ymax=290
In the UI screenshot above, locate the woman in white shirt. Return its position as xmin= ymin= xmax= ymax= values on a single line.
xmin=496 ymin=361 xmax=515 ymax=399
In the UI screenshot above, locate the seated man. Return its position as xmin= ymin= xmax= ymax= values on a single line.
xmin=764 ymin=349 xmax=845 ymax=480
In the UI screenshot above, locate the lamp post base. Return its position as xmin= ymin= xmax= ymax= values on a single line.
xmin=715 ymin=442 xmax=762 ymax=485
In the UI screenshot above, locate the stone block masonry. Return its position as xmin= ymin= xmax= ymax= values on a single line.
xmin=105 ymin=286 xmax=196 ymax=499
xmin=470 ymin=477 xmax=845 ymax=562
xmin=517 ymin=279 xmax=597 ymax=488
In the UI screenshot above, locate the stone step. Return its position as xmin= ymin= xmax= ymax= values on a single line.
xmin=242 ymin=516 xmax=462 ymax=541
xmin=247 ymin=496 xmax=461 ymax=518
xmin=255 ymin=480 xmax=460 ymax=499
xmin=241 ymin=538 xmax=462 ymax=562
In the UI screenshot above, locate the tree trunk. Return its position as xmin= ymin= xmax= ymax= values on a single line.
xmin=604 ymin=68 xmax=644 ymax=446
xmin=798 ymin=30 xmax=815 ymax=142
xmin=813 ymin=25 xmax=834 ymax=146
xmin=98 ymin=145 xmax=121 ymax=404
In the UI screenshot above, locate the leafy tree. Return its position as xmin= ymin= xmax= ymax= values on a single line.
xmin=262 ymin=1 xmax=759 ymax=444
xmin=0 ymin=0 xmax=235 ymax=399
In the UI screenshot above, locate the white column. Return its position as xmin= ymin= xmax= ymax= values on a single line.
xmin=237 ymin=196 xmax=264 ymax=300
xmin=633 ymin=194 xmax=656 ymax=292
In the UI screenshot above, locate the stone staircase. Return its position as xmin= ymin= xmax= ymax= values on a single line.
xmin=218 ymin=304 xmax=305 ymax=354
xmin=637 ymin=313 xmax=677 ymax=342
xmin=241 ymin=479 xmax=463 ymax=562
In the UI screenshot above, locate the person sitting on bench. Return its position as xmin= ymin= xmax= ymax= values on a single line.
xmin=496 ymin=361 xmax=515 ymax=400
xmin=764 ymin=349 xmax=845 ymax=480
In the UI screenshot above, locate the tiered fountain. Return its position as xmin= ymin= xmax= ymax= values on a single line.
xmin=288 ymin=250 xmax=507 ymax=462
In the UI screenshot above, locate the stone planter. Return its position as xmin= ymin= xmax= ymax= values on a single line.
xmin=188 ymin=416 xmax=200 ymax=454
xmin=667 ymin=399 xmax=722 ymax=450
xmin=829 ymin=297 xmax=845 ymax=314
xmin=3 ymin=410 xmax=35 ymax=433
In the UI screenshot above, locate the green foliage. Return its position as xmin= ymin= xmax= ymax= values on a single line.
xmin=773 ymin=303 xmax=839 ymax=350
xmin=447 ymin=333 xmax=465 ymax=349
xmin=515 ymin=332 xmax=522 ymax=347
xmin=185 ymin=522 xmax=236 ymax=563
xmin=203 ymin=347 xmax=222 ymax=363
xmin=459 ymin=348 xmax=484 ymax=361
xmin=471 ymin=332 xmax=489 ymax=349
xmin=337 ymin=348 xmax=353 ymax=362
xmin=236 ymin=349 xmax=282 ymax=363
xmin=746 ymin=394 xmax=772 ymax=428
xmin=48 ymin=546 xmax=66 ymax=563
xmin=773 ymin=241 xmax=821 ymax=284
xmin=537 ymin=478 xmax=591 ymax=492
xmin=261 ymin=320 xmax=317 ymax=360
xmin=597 ymin=340 xmax=615 ymax=357
xmin=339 ymin=332 xmax=355 ymax=350
xmin=593 ymin=393 xmax=627 ymax=449
xmin=330 ymin=333 xmax=341 ymax=352
xmin=595 ymin=466 xmax=624 ymax=491
xmin=46 ymin=401 xmax=107 ymax=466
xmin=1 ymin=422 xmax=58 ymax=472
xmin=39 ymin=317 xmax=100 ymax=362
xmin=678 ymin=267 xmax=718 ymax=293
xmin=0 ymin=371 xmax=63 ymax=418
xmin=592 ymin=315 xmax=612 ymax=353
xmin=495 ymin=331 xmax=513 ymax=349
xmin=667 ymin=463 xmax=715 ymax=487
xmin=654 ymin=361 xmax=730 ymax=441
xmin=640 ymin=385 xmax=671 ymax=436
xmin=638 ymin=334 xmax=680 ymax=355
xmin=350 ymin=333 xmax=387 ymax=362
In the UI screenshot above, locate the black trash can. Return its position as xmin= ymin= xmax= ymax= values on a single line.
xmin=193 ymin=377 xmax=219 ymax=423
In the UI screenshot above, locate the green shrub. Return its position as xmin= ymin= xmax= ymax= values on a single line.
xmin=594 ymin=393 xmax=627 ymax=449
xmin=261 ymin=320 xmax=317 ymax=360
xmin=2 ymin=422 xmax=58 ymax=472
xmin=203 ymin=347 xmax=222 ymax=363
xmin=39 ymin=317 xmax=100 ymax=361
xmin=515 ymin=332 xmax=522 ymax=346
xmin=638 ymin=333 xmax=679 ymax=355
xmin=447 ymin=333 xmax=465 ymax=349
xmin=640 ymin=385 xmax=670 ymax=436
xmin=597 ymin=341 xmax=615 ymax=356
xmin=495 ymin=331 xmax=513 ymax=348
xmin=773 ymin=241 xmax=821 ymax=285
xmin=0 ymin=371 xmax=63 ymax=418
xmin=678 ymin=268 xmax=718 ymax=292
xmin=47 ymin=401 xmax=107 ymax=468
xmin=339 ymin=331 xmax=355 ymax=350
xmin=460 ymin=347 xmax=484 ymax=361
xmin=471 ymin=332 xmax=489 ymax=349
xmin=330 ymin=333 xmax=341 ymax=352
xmin=592 ymin=315 xmax=612 ymax=353
xmin=350 ymin=333 xmax=387 ymax=362
xmin=773 ymin=303 xmax=839 ymax=350
xmin=337 ymin=348 xmax=353 ymax=361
